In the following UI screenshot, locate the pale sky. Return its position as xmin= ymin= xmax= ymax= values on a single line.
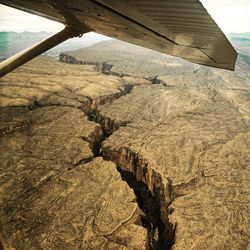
xmin=200 ymin=0 xmax=250 ymax=33
xmin=0 ymin=5 xmax=63 ymax=32
xmin=0 ymin=1 xmax=250 ymax=34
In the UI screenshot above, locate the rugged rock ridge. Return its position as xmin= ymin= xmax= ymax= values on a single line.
xmin=59 ymin=39 xmax=196 ymax=78
xmin=60 ymin=53 xmax=115 ymax=75
xmin=59 ymin=53 xmax=176 ymax=87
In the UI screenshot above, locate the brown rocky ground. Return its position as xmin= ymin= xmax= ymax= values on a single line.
xmin=0 ymin=57 xmax=150 ymax=249
xmin=0 ymin=40 xmax=250 ymax=250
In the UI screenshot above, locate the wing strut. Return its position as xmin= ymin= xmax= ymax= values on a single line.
xmin=0 ymin=26 xmax=88 ymax=77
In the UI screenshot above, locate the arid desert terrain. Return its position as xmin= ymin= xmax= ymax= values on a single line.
xmin=0 ymin=39 xmax=249 ymax=249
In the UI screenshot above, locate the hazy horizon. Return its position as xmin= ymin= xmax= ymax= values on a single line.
xmin=1 ymin=30 xmax=250 ymax=36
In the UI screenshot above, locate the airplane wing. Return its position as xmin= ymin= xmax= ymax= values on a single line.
xmin=0 ymin=0 xmax=237 ymax=77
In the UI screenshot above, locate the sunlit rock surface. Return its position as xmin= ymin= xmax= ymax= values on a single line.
xmin=0 ymin=38 xmax=250 ymax=250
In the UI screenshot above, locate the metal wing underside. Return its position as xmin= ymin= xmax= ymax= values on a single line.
xmin=0 ymin=0 xmax=237 ymax=70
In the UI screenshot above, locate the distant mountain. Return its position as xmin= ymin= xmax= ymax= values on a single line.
xmin=230 ymin=37 xmax=250 ymax=44
xmin=228 ymin=33 xmax=250 ymax=40
xmin=0 ymin=31 xmax=52 ymax=61
xmin=227 ymin=33 xmax=250 ymax=70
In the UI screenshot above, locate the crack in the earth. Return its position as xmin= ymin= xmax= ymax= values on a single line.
xmin=77 ymin=84 xmax=176 ymax=250
xmin=117 ymin=167 xmax=175 ymax=250
xmin=59 ymin=55 xmax=176 ymax=249
xmin=80 ymin=84 xmax=134 ymax=156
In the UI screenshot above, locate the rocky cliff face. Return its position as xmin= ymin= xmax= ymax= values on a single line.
xmin=0 ymin=51 xmax=250 ymax=250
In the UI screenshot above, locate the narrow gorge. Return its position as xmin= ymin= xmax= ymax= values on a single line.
xmin=77 ymin=81 xmax=177 ymax=249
